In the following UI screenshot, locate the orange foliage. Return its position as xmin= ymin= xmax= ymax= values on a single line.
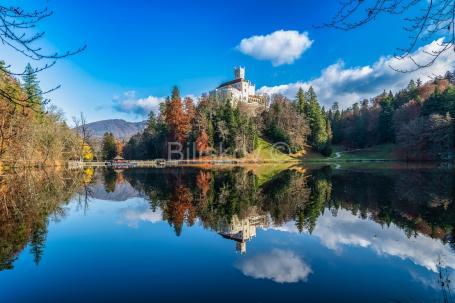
xmin=165 ymin=91 xmax=194 ymax=145
xmin=196 ymin=170 xmax=212 ymax=200
xmin=196 ymin=128 xmax=210 ymax=155
xmin=166 ymin=185 xmax=195 ymax=236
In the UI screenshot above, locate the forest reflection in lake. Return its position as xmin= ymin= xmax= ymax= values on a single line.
xmin=0 ymin=164 xmax=455 ymax=302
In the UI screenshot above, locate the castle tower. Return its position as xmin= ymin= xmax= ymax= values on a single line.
xmin=234 ymin=66 xmax=245 ymax=79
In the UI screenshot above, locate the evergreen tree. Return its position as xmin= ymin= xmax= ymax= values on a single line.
xmin=306 ymin=86 xmax=331 ymax=151
xmin=30 ymin=220 xmax=47 ymax=265
xmin=102 ymin=132 xmax=117 ymax=160
xmin=145 ymin=111 xmax=158 ymax=134
xmin=378 ymin=97 xmax=395 ymax=143
xmin=407 ymin=79 xmax=417 ymax=91
xmin=295 ymin=87 xmax=307 ymax=115
xmin=22 ymin=63 xmax=43 ymax=111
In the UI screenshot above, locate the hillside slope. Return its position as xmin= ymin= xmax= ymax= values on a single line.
xmin=81 ymin=119 xmax=146 ymax=139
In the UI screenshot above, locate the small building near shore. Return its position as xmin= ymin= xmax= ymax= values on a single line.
xmin=112 ymin=155 xmax=126 ymax=163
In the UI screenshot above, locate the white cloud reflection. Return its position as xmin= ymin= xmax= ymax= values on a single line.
xmin=119 ymin=201 xmax=163 ymax=228
xmin=270 ymin=209 xmax=455 ymax=273
xmin=236 ymin=249 xmax=312 ymax=283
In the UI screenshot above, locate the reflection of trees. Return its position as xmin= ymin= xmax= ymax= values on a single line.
xmin=0 ymin=169 xmax=84 ymax=271
xmin=123 ymin=165 xmax=455 ymax=250
xmin=103 ymin=168 xmax=117 ymax=193
xmin=329 ymin=168 xmax=455 ymax=245
xmin=163 ymin=185 xmax=196 ymax=236
xmin=125 ymin=167 xmax=330 ymax=236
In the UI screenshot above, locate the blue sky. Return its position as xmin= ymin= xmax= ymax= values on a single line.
xmin=3 ymin=0 xmax=455 ymax=122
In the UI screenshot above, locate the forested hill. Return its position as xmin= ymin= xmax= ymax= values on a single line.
xmin=82 ymin=119 xmax=146 ymax=139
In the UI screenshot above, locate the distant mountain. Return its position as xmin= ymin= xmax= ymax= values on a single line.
xmin=82 ymin=119 xmax=147 ymax=139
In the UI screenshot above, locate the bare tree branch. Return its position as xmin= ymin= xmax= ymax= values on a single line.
xmin=322 ymin=0 xmax=455 ymax=72
xmin=0 ymin=5 xmax=85 ymax=108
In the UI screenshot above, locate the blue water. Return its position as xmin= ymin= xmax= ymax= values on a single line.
xmin=0 ymin=166 xmax=452 ymax=302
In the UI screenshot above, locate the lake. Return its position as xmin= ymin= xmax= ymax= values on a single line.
xmin=0 ymin=164 xmax=454 ymax=302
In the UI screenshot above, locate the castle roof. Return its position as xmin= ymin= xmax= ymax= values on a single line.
xmin=217 ymin=78 xmax=245 ymax=89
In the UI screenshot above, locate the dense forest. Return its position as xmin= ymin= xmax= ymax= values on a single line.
xmin=120 ymin=71 xmax=455 ymax=162
xmin=0 ymin=61 xmax=89 ymax=166
xmin=123 ymin=86 xmax=331 ymax=160
xmin=328 ymin=73 xmax=455 ymax=160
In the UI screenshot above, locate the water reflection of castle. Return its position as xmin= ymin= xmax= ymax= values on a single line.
xmin=217 ymin=209 xmax=268 ymax=254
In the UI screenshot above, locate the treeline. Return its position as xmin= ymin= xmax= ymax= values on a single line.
xmin=328 ymin=73 xmax=455 ymax=160
xmin=0 ymin=61 xmax=87 ymax=166
xmin=123 ymin=86 xmax=331 ymax=160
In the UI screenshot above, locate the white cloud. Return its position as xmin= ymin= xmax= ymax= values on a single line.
xmin=236 ymin=249 xmax=312 ymax=283
xmin=238 ymin=30 xmax=313 ymax=66
xmin=112 ymin=90 xmax=164 ymax=117
xmin=258 ymin=39 xmax=455 ymax=108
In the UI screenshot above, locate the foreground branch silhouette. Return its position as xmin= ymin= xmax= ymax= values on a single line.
xmin=0 ymin=5 xmax=85 ymax=109
xmin=325 ymin=0 xmax=455 ymax=71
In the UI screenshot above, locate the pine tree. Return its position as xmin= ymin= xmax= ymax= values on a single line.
xmin=407 ymin=79 xmax=417 ymax=91
xmin=30 ymin=220 xmax=47 ymax=265
xmin=22 ymin=63 xmax=43 ymax=111
xmin=102 ymin=132 xmax=117 ymax=160
xmin=145 ymin=111 xmax=158 ymax=134
xmin=378 ymin=97 xmax=395 ymax=143
xmin=306 ymin=86 xmax=330 ymax=151
xmin=295 ymin=87 xmax=307 ymax=115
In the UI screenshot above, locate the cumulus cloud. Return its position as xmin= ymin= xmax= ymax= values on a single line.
xmin=238 ymin=30 xmax=313 ymax=66
xmin=112 ymin=90 xmax=164 ymax=117
xmin=258 ymin=39 xmax=455 ymax=108
xmin=236 ymin=249 xmax=312 ymax=283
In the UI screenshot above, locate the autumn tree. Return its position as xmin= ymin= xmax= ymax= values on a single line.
xmin=262 ymin=94 xmax=310 ymax=152
xmin=165 ymin=87 xmax=192 ymax=145
xmin=196 ymin=128 xmax=210 ymax=156
xmin=396 ymin=114 xmax=453 ymax=160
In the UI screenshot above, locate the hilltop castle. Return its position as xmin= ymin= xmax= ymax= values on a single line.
xmin=211 ymin=67 xmax=265 ymax=111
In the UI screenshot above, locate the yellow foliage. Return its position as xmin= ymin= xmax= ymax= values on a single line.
xmin=83 ymin=167 xmax=94 ymax=184
xmin=82 ymin=143 xmax=94 ymax=161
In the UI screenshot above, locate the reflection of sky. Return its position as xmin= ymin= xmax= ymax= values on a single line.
xmin=270 ymin=208 xmax=455 ymax=273
xmin=236 ymin=249 xmax=312 ymax=283
xmin=0 ymin=197 xmax=448 ymax=302
xmin=118 ymin=199 xmax=162 ymax=228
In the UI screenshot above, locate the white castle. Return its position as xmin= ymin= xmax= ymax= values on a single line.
xmin=211 ymin=67 xmax=264 ymax=110
xmin=217 ymin=209 xmax=268 ymax=254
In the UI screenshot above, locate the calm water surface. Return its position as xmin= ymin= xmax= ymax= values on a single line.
xmin=1 ymin=164 xmax=454 ymax=302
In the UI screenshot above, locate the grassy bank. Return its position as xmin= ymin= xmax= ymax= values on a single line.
xmin=300 ymin=144 xmax=396 ymax=162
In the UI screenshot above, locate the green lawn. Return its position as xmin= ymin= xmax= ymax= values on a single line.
xmin=301 ymin=144 xmax=396 ymax=162
xmin=252 ymin=138 xmax=295 ymax=162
